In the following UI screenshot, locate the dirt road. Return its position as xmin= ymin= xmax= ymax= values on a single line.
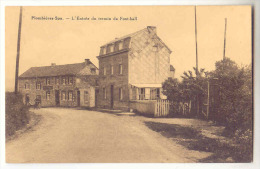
xmin=6 ymin=108 xmax=210 ymax=163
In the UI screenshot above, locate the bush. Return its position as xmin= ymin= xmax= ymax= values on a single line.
xmin=5 ymin=92 xmax=30 ymax=137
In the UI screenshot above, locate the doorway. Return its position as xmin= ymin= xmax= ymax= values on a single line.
xmin=55 ymin=90 xmax=60 ymax=106
xmin=110 ymin=85 xmax=114 ymax=109
xmin=95 ymin=89 xmax=99 ymax=107
xmin=77 ymin=91 xmax=80 ymax=106
xmin=25 ymin=94 xmax=30 ymax=106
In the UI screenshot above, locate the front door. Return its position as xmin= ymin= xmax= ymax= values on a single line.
xmin=25 ymin=94 xmax=30 ymax=105
xmin=110 ymin=85 xmax=114 ymax=109
xmin=95 ymin=89 xmax=99 ymax=107
xmin=77 ymin=91 xmax=80 ymax=106
xmin=55 ymin=90 xmax=60 ymax=106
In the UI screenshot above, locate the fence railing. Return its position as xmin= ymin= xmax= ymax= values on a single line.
xmin=154 ymin=99 xmax=170 ymax=117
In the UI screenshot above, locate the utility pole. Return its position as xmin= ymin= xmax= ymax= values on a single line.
xmin=195 ymin=6 xmax=198 ymax=76
xmin=223 ymin=18 xmax=227 ymax=60
xmin=14 ymin=6 xmax=23 ymax=94
xmin=194 ymin=6 xmax=200 ymax=117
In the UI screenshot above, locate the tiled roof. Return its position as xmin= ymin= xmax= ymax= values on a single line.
xmin=19 ymin=61 xmax=96 ymax=78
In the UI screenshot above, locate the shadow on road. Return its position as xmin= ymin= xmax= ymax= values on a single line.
xmin=144 ymin=121 xmax=247 ymax=163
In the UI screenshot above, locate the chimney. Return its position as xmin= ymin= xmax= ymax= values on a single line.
xmin=51 ymin=63 xmax=56 ymax=66
xmin=85 ymin=59 xmax=91 ymax=65
xmin=147 ymin=26 xmax=157 ymax=34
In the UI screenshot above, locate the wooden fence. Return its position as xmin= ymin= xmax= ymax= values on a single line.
xmin=154 ymin=99 xmax=170 ymax=117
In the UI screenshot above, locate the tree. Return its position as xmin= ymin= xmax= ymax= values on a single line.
xmin=210 ymin=57 xmax=252 ymax=132
xmin=162 ymin=68 xmax=208 ymax=116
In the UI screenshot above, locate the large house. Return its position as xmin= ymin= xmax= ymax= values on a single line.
xmin=96 ymin=26 xmax=174 ymax=110
xmin=18 ymin=59 xmax=98 ymax=107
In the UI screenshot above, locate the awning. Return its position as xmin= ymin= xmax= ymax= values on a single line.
xmin=130 ymin=83 xmax=162 ymax=88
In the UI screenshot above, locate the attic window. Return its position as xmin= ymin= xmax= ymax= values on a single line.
xmin=103 ymin=47 xmax=107 ymax=55
xmin=119 ymin=41 xmax=123 ymax=50
xmin=91 ymin=68 xmax=96 ymax=74
xmin=109 ymin=45 xmax=114 ymax=53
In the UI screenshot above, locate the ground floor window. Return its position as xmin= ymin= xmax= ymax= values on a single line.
xmin=119 ymin=88 xmax=123 ymax=100
xmin=68 ymin=91 xmax=73 ymax=101
xmin=61 ymin=91 xmax=66 ymax=100
xmin=46 ymin=91 xmax=51 ymax=100
xmin=139 ymin=88 xmax=145 ymax=100
xmin=84 ymin=91 xmax=89 ymax=103
xmin=132 ymin=87 xmax=161 ymax=100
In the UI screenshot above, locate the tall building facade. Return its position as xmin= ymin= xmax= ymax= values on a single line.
xmin=96 ymin=26 xmax=173 ymax=110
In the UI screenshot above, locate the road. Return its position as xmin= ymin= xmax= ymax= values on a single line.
xmin=6 ymin=108 xmax=210 ymax=163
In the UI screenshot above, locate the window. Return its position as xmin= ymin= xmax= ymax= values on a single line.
xmin=69 ymin=77 xmax=73 ymax=85
xmin=119 ymin=64 xmax=123 ymax=74
xmin=68 ymin=91 xmax=73 ymax=101
xmin=109 ymin=45 xmax=114 ymax=53
xmin=55 ymin=77 xmax=60 ymax=85
xmin=46 ymin=78 xmax=50 ymax=85
xmin=36 ymin=82 xmax=41 ymax=90
xmin=103 ymin=47 xmax=107 ymax=55
xmin=119 ymin=41 xmax=123 ymax=50
xmin=140 ymin=88 xmax=145 ymax=100
xmin=119 ymin=88 xmax=123 ymax=100
xmin=103 ymin=88 xmax=107 ymax=99
xmin=46 ymin=91 xmax=50 ymax=100
xmin=25 ymin=83 xmax=30 ymax=89
xmin=61 ymin=91 xmax=66 ymax=100
xmin=91 ymin=68 xmax=96 ymax=74
xmin=110 ymin=65 xmax=114 ymax=75
xmin=104 ymin=67 xmax=107 ymax=75
xmin=62 ymin=77 xmax=66 ymax=85
xmin=84 ymin=91 xmax=89 ymax=103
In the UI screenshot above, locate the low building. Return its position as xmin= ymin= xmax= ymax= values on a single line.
xmin=18 ymin=59 xmax=98 ymax=107
xmin=96 ymin=26 xmax=173 ymax=110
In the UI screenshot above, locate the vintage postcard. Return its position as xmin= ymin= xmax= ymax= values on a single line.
xmin=4 ymin=6 xmax=253 ymax=164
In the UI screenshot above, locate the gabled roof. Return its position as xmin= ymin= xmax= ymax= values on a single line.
xmin=101 ymin=28 xmax=147 ymax=47
xmin=101 ymin=26 xmax=172 ymax=53
xmin=19 ymin=61 xmax=97 ymax=78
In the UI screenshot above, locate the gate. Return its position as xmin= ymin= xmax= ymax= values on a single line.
xmin=154 ymin=99 xmax=170 ymax=117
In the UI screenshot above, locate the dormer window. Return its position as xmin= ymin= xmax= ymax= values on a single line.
xmin=119 ymin=41 xmax=123 ymax=50
xmin=103 ymin=47 xmax=107 ymax=55
xmin=109 ymin=45 xmax=114 ymax=53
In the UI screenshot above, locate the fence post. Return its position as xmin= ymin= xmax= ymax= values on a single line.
xmin=155 ymin=100 xmax=157 ymax=117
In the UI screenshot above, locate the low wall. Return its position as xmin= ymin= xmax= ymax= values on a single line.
xmin=129 ymin=100 xmax=156 ymax=116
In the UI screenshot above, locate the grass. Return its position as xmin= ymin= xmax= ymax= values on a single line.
xmin=145 ymin=121 xmax=252 ymax=162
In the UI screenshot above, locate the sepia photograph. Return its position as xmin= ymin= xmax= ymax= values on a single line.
xmin=4 ymin=5 xmax=253 ymax=164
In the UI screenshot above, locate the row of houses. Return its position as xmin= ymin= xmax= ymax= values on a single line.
xmin=18 ymin=26 xmax=175 ymax=110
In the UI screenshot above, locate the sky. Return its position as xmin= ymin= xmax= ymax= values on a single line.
xmin=5 ymin=6 xmax=252 ymax=91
